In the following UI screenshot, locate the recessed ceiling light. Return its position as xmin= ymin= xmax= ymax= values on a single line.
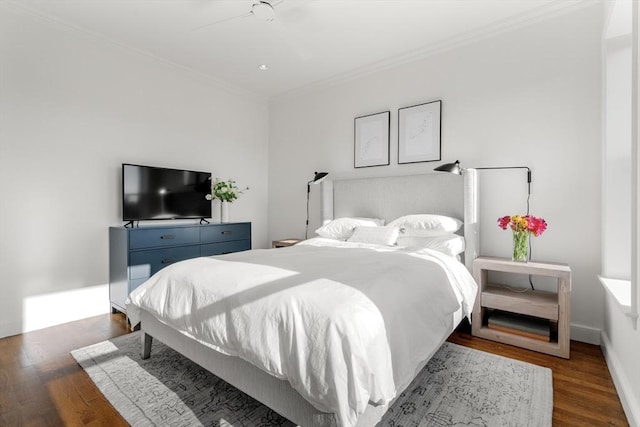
xmin=258 ymin=64 xmax=269 ymax=71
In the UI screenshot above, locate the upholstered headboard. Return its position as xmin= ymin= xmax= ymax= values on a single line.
xmin=320 ymin=171 xmax=479 ymax=271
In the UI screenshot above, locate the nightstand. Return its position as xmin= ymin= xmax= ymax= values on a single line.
xmin=272 ymin=238 xmax=303 ymax=248
xmin=472 ymin=256 xmax=571 ymax=358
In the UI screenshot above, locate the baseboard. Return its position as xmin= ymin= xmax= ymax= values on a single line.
xmin=601 ymin=331 xmax=639 ymax=427
xmin=570 ymin=322 xmax=601 ymax=345
xmin=0 ymin=320 xmax=25 ymax=340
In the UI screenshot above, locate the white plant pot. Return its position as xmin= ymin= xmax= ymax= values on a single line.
xmin=221 ymin=201 xmax=229 ymax=222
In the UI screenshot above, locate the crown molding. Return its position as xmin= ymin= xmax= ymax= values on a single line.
xmin=2 ymin=0 xmax=601 ymax=106
xmin=270 ymin=0 xmax=601 ymax=105
xmin=2 ymin=1 xmax=268 ymax=105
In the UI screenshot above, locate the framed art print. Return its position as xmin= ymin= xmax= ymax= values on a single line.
xmin=354 ymin=111 xmax=390 ymax=168
xmin=398 ymin=100 xmax=441 ymax=164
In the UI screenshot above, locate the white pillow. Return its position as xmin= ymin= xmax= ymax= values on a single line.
xmin=347 ymin=226 xmax=400 ymax=246
xmin=396 ymin=234 xmax=466 ymax=257
xmin=388 ymin=214 xmax=463 ymax=236
xmin=315 ymin=217 xmax=385 ymax=240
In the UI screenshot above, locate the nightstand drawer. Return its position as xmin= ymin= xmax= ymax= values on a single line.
xmin=130 ymin=245 xmax=200 ymax=277
xmin=129 ymin=227 xmax=199 ymax=249
xmin=201 ymin=223 xmax=251 ymax=243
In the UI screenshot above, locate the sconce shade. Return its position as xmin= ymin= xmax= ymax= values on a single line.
xmin=306 ymin=171 xmax=328 ymax=239
xmin=310 ymin=172 xmax=328 ymax=185
xmin=434 ymin=160 xmax=462 ymax=175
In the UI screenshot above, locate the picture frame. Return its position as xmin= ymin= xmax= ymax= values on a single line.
xmin=398 ymin=100 xmax=441 ymax=164
xmin=354 ymin=111 xmax=390 ymax=168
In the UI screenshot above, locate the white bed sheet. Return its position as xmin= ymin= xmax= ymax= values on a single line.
xmin=127 ymin=238 xmax=477 ymax=427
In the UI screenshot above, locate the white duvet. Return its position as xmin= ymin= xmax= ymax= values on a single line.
xmin=126 ymin=238 xmax=477 ymax=427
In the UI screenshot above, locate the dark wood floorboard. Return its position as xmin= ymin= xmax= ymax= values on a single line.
xmin=0 ymin=314 xmax=629 ymax=426
xmin=0 ymin=313 xmax=130 ymax=427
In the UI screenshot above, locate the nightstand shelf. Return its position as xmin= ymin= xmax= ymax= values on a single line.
xmin=272 ymin=238 xmax=303 ymax=248
xmin=482 ymin=285 xmax=559 ymax=320
xmin=472 ymin=256 xmax=571 ymax=358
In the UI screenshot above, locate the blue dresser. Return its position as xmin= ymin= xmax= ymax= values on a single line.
xmin=109 ymin=222 xmax=251 ymax=313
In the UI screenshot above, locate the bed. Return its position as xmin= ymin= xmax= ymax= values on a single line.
xmin=126 ymin=171 xmax=479 ymax=427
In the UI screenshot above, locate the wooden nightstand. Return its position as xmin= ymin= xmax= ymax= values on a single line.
xmin=472 ymin=256 xmax=571 ymax=358
xmin=271 ymin=238 xmax=303 ymax=248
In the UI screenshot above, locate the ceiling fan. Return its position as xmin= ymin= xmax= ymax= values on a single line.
xmin=193 ymin=0 xmax=284 ymax=31
xmin=192 ymin=0 xmax=320 ymax=61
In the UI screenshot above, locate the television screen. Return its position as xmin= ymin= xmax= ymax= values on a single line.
xmin=122 ymin=164 xmax=211 ymax=221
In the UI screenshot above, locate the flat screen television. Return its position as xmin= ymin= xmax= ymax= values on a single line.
xmin=122 ymin=163 xmax=212 ymax=221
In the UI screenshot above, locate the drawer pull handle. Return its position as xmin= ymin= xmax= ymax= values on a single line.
xmin=161 ymin=258 xmax=175 ymax=264
xmin=160 ymin=234 xmax=175 ymax=240
xmin=221 ymin=230 xmax=233 ymax=235
xmin=221 ymin=251 xmax=232 ymax=255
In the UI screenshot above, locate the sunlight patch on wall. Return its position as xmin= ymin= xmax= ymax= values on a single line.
xmin=22 ymin=284 xmax=110 ymax=332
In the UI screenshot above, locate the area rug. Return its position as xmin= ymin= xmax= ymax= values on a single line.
xmin=71 ymin=332 xmax=552 ymax=427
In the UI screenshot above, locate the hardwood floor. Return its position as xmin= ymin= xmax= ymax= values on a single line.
xmin=0 ymin=314 xmax=629 ymax=426
xmin=0 ymin=314 xmax=130 ymax=427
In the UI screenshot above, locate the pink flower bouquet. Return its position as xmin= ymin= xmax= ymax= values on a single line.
xmin=498 ymin=215 xmax=547 ymax=261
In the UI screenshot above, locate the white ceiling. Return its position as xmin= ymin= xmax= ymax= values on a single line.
xmin=11 ymin=0 xmax=591 ymax=98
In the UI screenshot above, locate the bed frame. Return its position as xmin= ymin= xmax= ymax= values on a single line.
xmin=321 ymin=171 xmax=478 ymax=271
xmin=139 ymin=171 xmax=479 ymax=427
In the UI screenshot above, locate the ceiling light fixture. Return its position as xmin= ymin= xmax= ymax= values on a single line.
xmin=258 ymin=64 xmax=269 ymax=71
xmin=252 ymin=1 xmax=276 ymax=21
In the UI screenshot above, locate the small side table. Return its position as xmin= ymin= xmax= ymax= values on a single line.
xmin=272 ymin=238 xmax=303 ymax=248
xmin=472 ymin=256 xmax=571 ymax=359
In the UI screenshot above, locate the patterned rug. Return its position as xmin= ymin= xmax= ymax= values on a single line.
xmin=71 ymin=332 xmax=552 ymax=427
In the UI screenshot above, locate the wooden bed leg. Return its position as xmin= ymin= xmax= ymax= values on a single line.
xmin=141 ymin=332 xmax=153 ymax=359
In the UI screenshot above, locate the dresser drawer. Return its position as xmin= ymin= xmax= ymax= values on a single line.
xmin=130 ymin=245 xmax=200 ymax=277
xmin=129 ymin=277 xmax=148 ymax=294
xmin=201 ymin=223 xmax=251 ymax=244
xmin=201 ymin=240 xmax=251 ymax=256
xmin=129 ymin=227 xmax=199 ymax=249
xmin=110 ymin=222 xmax=252 ymax=315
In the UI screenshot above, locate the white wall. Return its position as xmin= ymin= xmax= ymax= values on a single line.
xmin=0 ymin=5 xmax=270 ymax=338
xmin=603 ymin=35 xmax=632 ymax=280
xmin=601 ymin=1 xmax=640 ymax=425
xmin=269 ymin=5 xmax=604 ymax=341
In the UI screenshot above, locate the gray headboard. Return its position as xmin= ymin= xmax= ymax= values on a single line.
xmin=320 ymin=171 xmax=479 ymax=271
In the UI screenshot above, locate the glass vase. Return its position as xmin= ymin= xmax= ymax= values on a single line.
xmin=221 ymin=201 xmax=229 ymax=222
xmin=512 ymin=230 xmax=529 ymax=262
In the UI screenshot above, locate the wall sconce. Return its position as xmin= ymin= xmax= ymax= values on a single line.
xmin=435 ymin=160 xmax=532 ymax=214
xmin=306 ymin=172 xmax=328 ymax=239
